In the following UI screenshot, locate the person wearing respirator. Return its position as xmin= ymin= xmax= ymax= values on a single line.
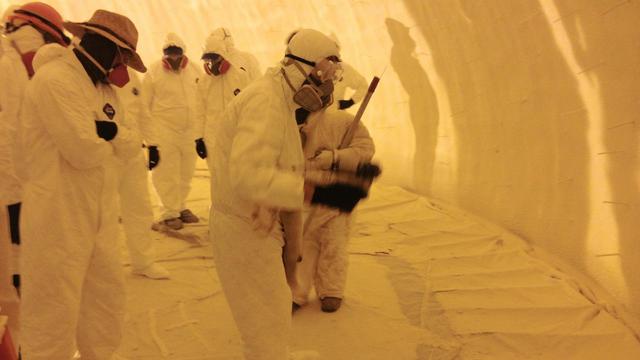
xmin=17 ymin=10 xmax=145 ymax=360
xmin=292 ymin=108 xmax=375 ymax=313
xmin=327 ymin=33 xmax=368 ymax=111
xmin=0 ymin=2 xmax=69 ymax=298
xmin=208 ymin=28 xmax=340 ymax=360
xmin=140 ymin=32 xmax=201 ymax=230
xmin=194 ymin=27 xmax=260 ymax=166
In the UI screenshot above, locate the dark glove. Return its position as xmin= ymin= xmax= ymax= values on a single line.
xmin=338 ymin=98 xmax=355 ymax=110
xmin=95 ymin=120 xmax=118 ymax=141
xmin=195 ymin=138 xmax=207 ymax=159
xmin=148 ymin=146 xmax=160 ymax=170
xmin=311 ymin=183 xmax=368 ymax=213
xmin=356 ymin=162 xmax=382 ymax=179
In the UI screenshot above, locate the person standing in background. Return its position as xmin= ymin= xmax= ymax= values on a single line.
xmin=194 ymin=27 xmax=261 ymax=170
xmin=141 ymin=32 xmax=201 ymax=230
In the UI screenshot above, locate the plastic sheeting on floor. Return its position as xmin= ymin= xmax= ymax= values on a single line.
xmin=117 ymin=166 xmax=640 ymax=359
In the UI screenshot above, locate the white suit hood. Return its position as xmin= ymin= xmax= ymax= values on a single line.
xmin=281 ymin=28 xmax=340 ymax=90
xmin=163 ymin=32 xmax=186 ymax=51
xmin=203 ymin=27 xmax=234 ymax=59
xmin=32 ymin=43 xmax=67 ymax=72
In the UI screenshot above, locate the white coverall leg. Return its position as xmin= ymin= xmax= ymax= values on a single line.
xmin=293 ymin=213 xmax=351 ymax=305
xmin=211 ymin=210 xmax=291 ymax=360
xmin=20 ymin=170 xmax=125 ymax=360
xmin=152 ymin=137 xmax=196 ymax=220
xmin=120 ymin=151 xmax=156 ymax=270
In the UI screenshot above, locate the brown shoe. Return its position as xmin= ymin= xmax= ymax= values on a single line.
xmin=320 ymin=297 xmax=342 ymax=312
xmin=179 ymin=209 xmax=199 ymax=223
xmin=292 ymin=302 xmax=302 ymax=313
xmin=162 ymin=217 xmax=183 ymax=230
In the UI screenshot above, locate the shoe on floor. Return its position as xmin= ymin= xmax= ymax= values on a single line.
xmin=151 ymin=218 xmax=184 ymax=231
xmin=320 ymin=297 xmax=342 ymax=312
xmin=292 ymin=302 xmax=302 ymax=313
xmin=180 ymin=209 xmax=199 ymax=223
xmin=133 ymin=263 xmax=170 ymax=280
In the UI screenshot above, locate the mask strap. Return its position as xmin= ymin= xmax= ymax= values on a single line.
xmin=280 ymin=67 xmax=297 ymax=92
xmin=290 ymin=59 xmax=323 ymax=88
xmin=285 ymin=53 xmax=316 ymax=67
xmin=72 ymin=38 xmax=108 ymax=75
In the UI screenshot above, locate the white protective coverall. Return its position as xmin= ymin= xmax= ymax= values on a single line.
xmin=0 ymin=25 xmax=42 ymax=209
xmin=18 ymin=45 xmax=140 ymax=360
xmin=141 ymin=33 xmax=200 ymax=220
xmin=209 ymin=29 xmax=339 ymax=360
xmin=333 ymin=61 xmax=367 ymax=109
xmin=195 ymin=27 xmax=260 ymax=170
xmin=0 ymin=23 xmax=44 ymax=344
xmin=115 ymin=68 xmax=160 ymax=272
xmin=292 ymin=110 xmax=375 ymax=306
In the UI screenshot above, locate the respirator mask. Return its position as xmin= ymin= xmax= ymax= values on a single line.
xmin=282 ymin=54 xmax=341 ymax=113
xmin=202 ymin=52 xmax=230 ymax=76
xmin=163 ymin=45 xmax=188 ymax=71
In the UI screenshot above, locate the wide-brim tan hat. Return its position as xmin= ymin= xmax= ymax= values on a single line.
xmin=64 ymin=9 xmax=146 ymax=72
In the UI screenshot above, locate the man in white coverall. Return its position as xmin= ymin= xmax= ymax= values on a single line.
xmin=0 ymin=1 xmax=69 ymax=295
xmin=327 ymin=34 xmax=367 ymax=111
xmin=333 ymin=61 xmax=368 ymax=110
xmin=115 ymin=67 xmax=170 ymax=279
xmin=292 ymin=109 xmax=375 ymax=312
xmin=194 ymin=27 xmax=260 ymax=166
xmin=18 ymin=10 xmax=145 ymax=359
xmin=141 ymin=32 xmax=201 ymax=230
xmin=209 ymin=28 xmax=340 ymax=359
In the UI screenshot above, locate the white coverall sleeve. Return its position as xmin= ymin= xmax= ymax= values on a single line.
xmin=229 ymin=96 xmax=303 ymax=210
xmin=193 ymin=79 xmax=207 ymax=140
xmin=0 ymin=58 xmax=23 ymax=203
xmin=35 ymin=78 xmax=113 ymax=170
xmin=342 ymin=63 xmax=368 ymax=103
xmin=336 ymin=121 xmax=375 ymax=172
xmin=246 ymin=54 xmax=262 ymax=81
xmin=138 ymin=71 xmax=157 ymax=145
xmin=110 ymin=108 xmax=142 ymax=160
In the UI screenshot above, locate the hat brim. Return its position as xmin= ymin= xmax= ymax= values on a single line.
xmin=64 ymin=21 xmax=147 ymax=73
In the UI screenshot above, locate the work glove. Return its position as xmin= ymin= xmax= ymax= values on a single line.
xmin=311 ymin=183 xmax=368 ymax=213
xmin=307 ymin=150 xmax=334 ymax=170
xmin=338 ymin=98 xmax=355 ymax=110
xmin=356 ymin=162 xmax=382 ymax=179
xmin=148 ymin=146 xmax=160 ymax=170
xmin=95 ymin=120 xmax=118 ymax=141
xmin=195 ymin=138 xmax=207 ymax=159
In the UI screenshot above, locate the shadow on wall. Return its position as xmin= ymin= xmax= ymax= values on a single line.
xmin=400 ymin=0 xmax=596 ymax=304
xmin=552 ymin=0 xmax=640 ymax=316
xmin=385 ymin=18 xmax=439 ymax=195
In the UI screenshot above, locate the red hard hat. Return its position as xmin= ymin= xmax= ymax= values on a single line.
xmin=9 ymin=2 xmax=69 ymax=45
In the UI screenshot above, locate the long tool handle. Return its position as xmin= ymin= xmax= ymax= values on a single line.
xmin=339 ymin=76 xmax=380 ymax=149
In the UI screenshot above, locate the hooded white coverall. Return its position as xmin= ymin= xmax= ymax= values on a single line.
xmin=0 ymin=28 xmax=33 ymax=207
xmin=292 ymin=110 xmax=375 ymax=306
xmin=0 ymin=23 xmax=32 ymax=348
xmin=18 ymin=45 xmax=140 ymax=360
xmin=333 ymin=62 xmax=367 ymax=109
xmin=141 ymin=33 xmax=200 ymax=221
xmin=115 ymin=68 xmax=158 ymax=271
xmin=195 ymin=28 xmax=260 ymax=172
xmin=209 ymin=29 xmax=339 ymax=360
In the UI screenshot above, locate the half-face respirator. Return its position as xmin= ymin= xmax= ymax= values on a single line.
xmin=282 ymin=54 xmax=341 ymax=113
